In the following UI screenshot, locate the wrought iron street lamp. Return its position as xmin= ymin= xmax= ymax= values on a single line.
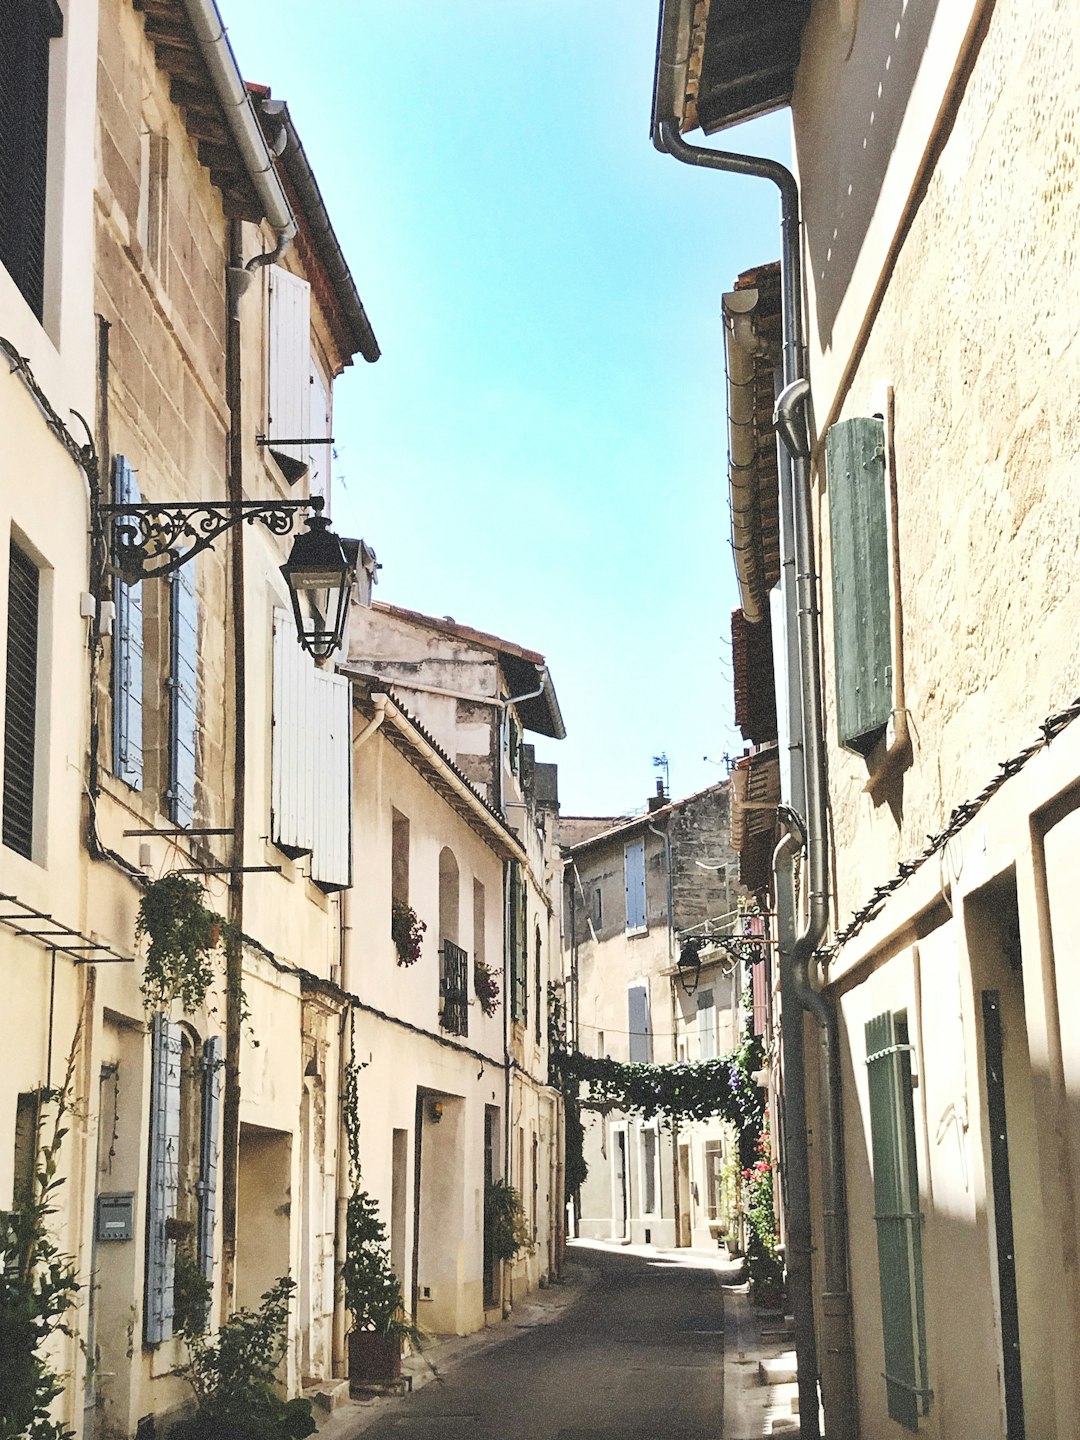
xmin=99 ymin=493 xmax=357 ymax=660
xmin=677 ymin=936 xmax=702 ymax=997
xmin=279 ymin=512 xmax=356 ymax=661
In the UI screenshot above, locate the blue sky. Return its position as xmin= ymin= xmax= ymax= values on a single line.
xmin=222 ymin=1 xmax=791 ymax=815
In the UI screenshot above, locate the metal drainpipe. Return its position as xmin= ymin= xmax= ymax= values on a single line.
xmin=656 ymin=119 xmax=856 ymax=1440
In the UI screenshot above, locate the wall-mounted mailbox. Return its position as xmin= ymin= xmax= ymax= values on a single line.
xmin=96 ymin=1192 xmax=135 ymax=1242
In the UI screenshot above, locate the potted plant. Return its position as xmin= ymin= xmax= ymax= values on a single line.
xmin=341 ymin=1188 xmax=413 ymax=1388
xmin=391 ymin=900 xmax=426 ymax=967
xmin=473 ymin=957 xmax=500 ymax=1017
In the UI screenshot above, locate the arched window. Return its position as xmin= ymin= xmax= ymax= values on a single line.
xmin=438 ymin=847 xmax=459 ymax=945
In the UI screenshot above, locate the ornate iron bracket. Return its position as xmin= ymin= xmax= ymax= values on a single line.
xmin=99 ymin=495 xmax=324 ymax=583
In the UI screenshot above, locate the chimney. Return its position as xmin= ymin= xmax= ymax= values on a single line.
xmin=647 ymin=779 xmax=667 ymax=813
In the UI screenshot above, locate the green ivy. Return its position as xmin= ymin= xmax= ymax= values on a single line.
xmin=0 ymin=1034 xmax=82 ymax=1440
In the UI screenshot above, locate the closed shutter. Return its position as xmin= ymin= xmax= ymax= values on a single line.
xmin=145 ymin=1013 xmax=181 ymax=1345
xmin=271 ymin=612 xmax=352 ymax=884
xmin=307 ymin=366 xmax=331 ymax=505
xmin=865 ymin=1011 xmax=929 ymax=1430
xmin=697 ymin=989 xmax=717 ymax=1060
xmin=826 ymin=417 xmax=892 ymax=754
xmin=0 ymin=0 xmax=61 ymax=320
xmin=509 ymin=861 xmax=526 ymax=1021
xmin=309 ymin=667 xmax=351 ymax=889
xmin=112 ymin=456 xmax=144 ymax=789
xmin=3 ymin=542 xmax=39 ymax=858
xmin=197 ymin=1034 xmax=222 ymax=1286
xmin=167 ymin=561 xmax=197 ymax=827
xmin=628 ymin=983 xmax=652 ymax=1063
xmin=267 ymin=265 xmax=311 ymax=480
xmin=624 ymin=839 xmax=646 ymax=931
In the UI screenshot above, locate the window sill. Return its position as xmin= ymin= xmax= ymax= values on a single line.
xmin=625 ymin=926 xmax=648 ymax=939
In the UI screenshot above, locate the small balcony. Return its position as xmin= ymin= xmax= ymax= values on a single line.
xmin=439 ymin=939 xmax=469 ymax=1037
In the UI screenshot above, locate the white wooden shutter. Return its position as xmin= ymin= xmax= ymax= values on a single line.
xmin=167 ymin=561 xmax=197 ymax=827
xmin=310 ymin=667 xmax=352 ymax=889
xmin=112 ymin=456 xmax=144 ymax=789
xmin=145 ymin=1013 xmax=181 ymax=1345
xmin=697 ymin=989 xmax=717 ymax=1060
xmin=624 ymin=839 xmax=646 ymax=931
xmin=272 ymin=611 xmax=352 ymax=886
xmin=307 ymin=365 xmax=331 ymax=506
xmin=197 ymin=1033 xmax=222 ymax=1286
xmin=628 ymin=982 xmax=652 ymax=1063
xmin=268 ymin=265 xmax=311 ymax=475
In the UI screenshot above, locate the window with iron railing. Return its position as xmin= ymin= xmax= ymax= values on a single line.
xmin=439 ymin=939 xmax=469 ymax=1037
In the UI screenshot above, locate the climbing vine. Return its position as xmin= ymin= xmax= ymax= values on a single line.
xmin=0 ymin=1022 xmax=83 ymax=1440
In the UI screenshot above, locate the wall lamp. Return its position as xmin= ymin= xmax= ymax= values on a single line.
xmin=677 ymin=937 xmax=702 ymax=997
xmin=99 ymin=495 xmax=357 ymax=661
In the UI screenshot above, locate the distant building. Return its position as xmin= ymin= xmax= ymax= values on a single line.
xmin=560 ymin=782 xmax=750 ymax=1250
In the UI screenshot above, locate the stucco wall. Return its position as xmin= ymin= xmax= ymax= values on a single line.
xmin=806 ymin=0 xmax=1080 ymax=931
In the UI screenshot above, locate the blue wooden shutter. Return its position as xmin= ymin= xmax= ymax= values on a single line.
xmin=168 ymin=561 xmax=197 ymax=826
xmin=624 ymin=839 xmax=646 ymax=931
xmin=826 ymin=417 xmax=892 ymax=754
xmin=112 ymin=456 xmax=144 ymax=789
xmin=865 ymin=1011 xmax=929 ymax=1429
xmin=197 ymin=1034 xmax=222 ymax=1287
xmin=628 ymin=983 xmax=652 ymax=1063
xmin=145 ymin=1013 xmax=181 ymax=1345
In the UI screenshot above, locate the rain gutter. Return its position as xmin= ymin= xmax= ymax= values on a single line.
xmin=652 ymin=3 xmax=854 ymax=1433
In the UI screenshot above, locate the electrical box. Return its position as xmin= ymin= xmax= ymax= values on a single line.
xmin=96 ymin=1192 xmax=135 ymax=1242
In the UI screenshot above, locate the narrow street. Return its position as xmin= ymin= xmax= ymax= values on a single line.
xmin=351 ymin=1244 xmax=732 ymax=1440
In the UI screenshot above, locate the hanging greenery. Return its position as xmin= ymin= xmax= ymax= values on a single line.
xmin=473 ymin=958 xmax=500 ymax=1016
xmin=137 ymin=873 xmax=228 ymax=1014
xmin=0 ymin=1025 xmax=82 ymax=1440
xmin=390 ymin=901 xmax=425 ymax=967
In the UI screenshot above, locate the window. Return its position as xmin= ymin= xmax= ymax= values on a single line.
xmin=865 ymin=1010 xmax=929 ymax=1429
xmin=472 ymin=878 xmax=485 ymax=969
xmin=624 ymin=838 xmax=646 ymax=932
xmin=704 ymin=1139 xmax=724 ymax=1220
xmin=596 ymin=1030 xmax=605 ymax=1059
xmin=0 ymin=0 xmax=62 ymax=320
xmin=13 ymin=1092 xmax=40 ymax=1205
xmin=507 ymin=713 xmax=521 ymax=775
xmin=591 ymin=885 xmax=602 ymax=927
xmin=139 ymin=126 xmax=169 ymax=282
xmin=267 ymin=265 xmax=311 ymax=482
xmin=534 ymin=924 xmax=542 ymax=1044
xmin=509 ymin=861 xmax=527 ymax=1022
xmin=640 ymin=1124 xmax=659 ymax=1215
xmin=697 ymin=989 xmax=717 ymax=1060
xmin=167 ymin=562 xmax=197 ymax=827
xmin=439 ymin=850 xmax=467 ymax=1036
xmin=145 ymin=1017 xmax=221 ymax=1345
xmin=3 ymin=540 xmax=40 ymax=858
xmin=112 ymin=457 xmax=144 ymax=789
xmin=628 ymin=982 xmax=651 ymax=1063
xmin=827 ymin=416 xmax=892 ymax=754
xmin=391 ymin=809 xmax=410 ymax=909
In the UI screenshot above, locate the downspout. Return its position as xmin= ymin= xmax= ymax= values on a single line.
xmin=497 ymin=667 xmax=548 ymax=814
xmin=332 ymin=693 xmax=388 ymax=1374
xmin=655 ymin=116 xmax=855 ymax=1440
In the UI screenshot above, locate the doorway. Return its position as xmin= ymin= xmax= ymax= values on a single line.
xmin=611 ymin=1124 xmax=628 ymax=1240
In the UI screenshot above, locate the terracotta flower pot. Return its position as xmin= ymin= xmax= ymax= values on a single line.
xmin=348 ymin=1329 xmax=402 ymax=1389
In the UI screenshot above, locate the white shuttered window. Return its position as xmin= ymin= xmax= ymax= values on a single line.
xmin=267 ymin=265 xmax=311 ymax=480
xmin=271 ymin=610 xmax=351 ymax=888
xmin=624 ymin=838 xmax=646 ymax=932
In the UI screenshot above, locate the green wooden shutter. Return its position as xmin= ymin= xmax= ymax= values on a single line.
xmin=865 ymin=1011 xmax=929 ymax=1430
xmin=3 ymin=542 xmax=39 ymax=858
xmin=509 ymin=861 xmax=526 ymax=1021
xmin=827 ymin=417 xmax=892 ymax=754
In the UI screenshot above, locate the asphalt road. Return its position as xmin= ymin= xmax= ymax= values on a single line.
xmin=357 ymin=1246 xmax=727 ymax=1440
